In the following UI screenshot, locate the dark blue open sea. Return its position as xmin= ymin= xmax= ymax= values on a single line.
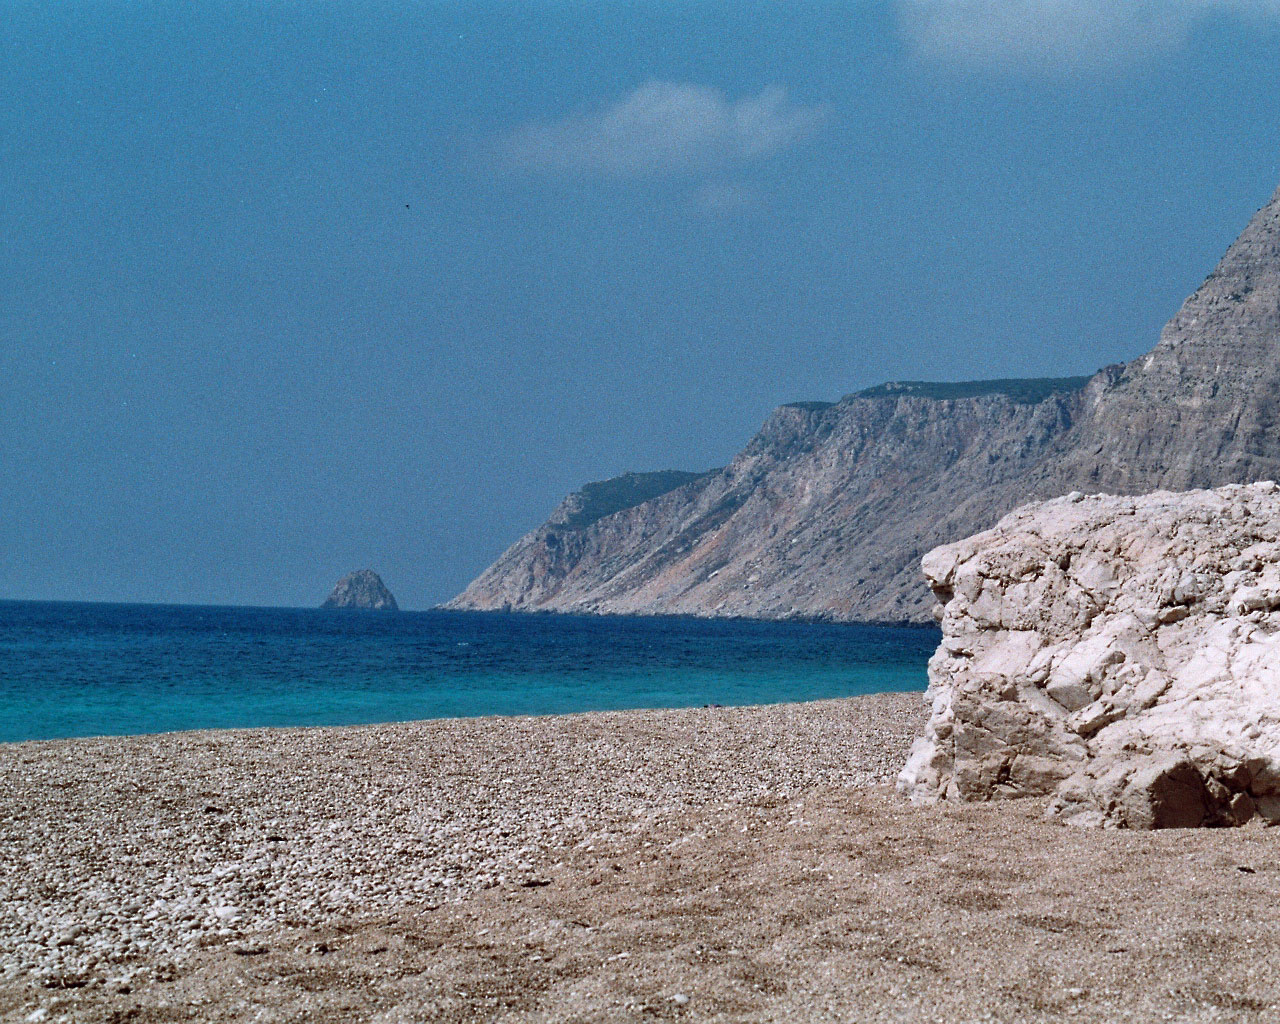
xmin=0 ymin=601 xmax=935 ymax=743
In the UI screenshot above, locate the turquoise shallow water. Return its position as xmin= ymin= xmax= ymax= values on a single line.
xmin=0 ymin=601 xmax=935 ymax=743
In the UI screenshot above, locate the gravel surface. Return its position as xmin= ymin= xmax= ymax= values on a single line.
xmin=0 ymin=694 xmax=922 ymax=995
xmin=5 ymin=692 xmax=1280 ymax=1024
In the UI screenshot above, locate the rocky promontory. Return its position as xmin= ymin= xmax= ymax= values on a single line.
xmin=452 ymin=180 xmax=1280 ymax=624
xmin=448 ymin=381 xmax=1090 ymax=622
xmin=899 ymin=483 xmax=1280 ymax=828
xmin=321 ymin=570 xmax=398 ymax=611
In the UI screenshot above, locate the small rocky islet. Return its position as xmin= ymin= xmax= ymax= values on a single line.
xmin=320 ymin=569 xmax=398 ymax=611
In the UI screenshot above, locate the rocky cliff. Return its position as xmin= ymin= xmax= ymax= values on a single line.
xmin=449 ymin=382 xmax=1090 ymax=622
xmin=899 ymin=483 xmax=1280 ymax=828
xmin=450 ymin=182 xmax=1280 ymax=624
xmin=322 ymin=570 xmax=398 ymax=611
xmin=1036 ymin=182 xmax=1280 ymax=496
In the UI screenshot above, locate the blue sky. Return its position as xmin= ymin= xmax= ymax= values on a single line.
xmin=3 ymin=1 xmax=1279 ymax=608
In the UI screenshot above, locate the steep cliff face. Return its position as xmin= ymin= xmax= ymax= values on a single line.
xmin=1038 ymin=183 xmax=1280 ymax=494
xmin=449 ymin=383 xmax=1089 ymax=622
xmin=449 ymin=182 xmax=1280 ymax=624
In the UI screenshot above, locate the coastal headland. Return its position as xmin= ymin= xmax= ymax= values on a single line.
xmin=450 ymin=182 xmax=1280 ymax=626
xmin=3 ymin=694 xmax=1279 ymax=1023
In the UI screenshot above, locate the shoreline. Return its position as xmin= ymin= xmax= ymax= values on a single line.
xmin=432 ymin=603 xmax=945 ymax=630
xmin=5 ymin=691 xmax=1280 ymax=1023
xmin=0 ymin=688 xmax=929 ymax=750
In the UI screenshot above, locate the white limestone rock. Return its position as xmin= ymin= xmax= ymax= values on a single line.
xmin=898 ymin=481 xmax=1280 ymax=828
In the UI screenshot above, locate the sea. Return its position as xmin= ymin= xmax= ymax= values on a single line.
xmin=0 ymin=601 xmax=936 ymax=744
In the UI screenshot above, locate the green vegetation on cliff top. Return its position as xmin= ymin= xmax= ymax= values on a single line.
xmin=852 ymin=376 xmax=1092 ymax=404
xmin=780 ymin=376 xmax=1092 ymax=412
xmin=561 ymin=470 xmax=714 ymax=529
xmin=780 ymin=400 xmax=836 ymax=412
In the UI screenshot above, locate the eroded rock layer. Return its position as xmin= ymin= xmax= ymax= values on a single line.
xmin=898 ymin=483 xmax=1280 ymax=828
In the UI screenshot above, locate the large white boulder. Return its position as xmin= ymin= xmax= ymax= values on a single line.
xmin=898 ymin=482 xmax=1280 ymax=828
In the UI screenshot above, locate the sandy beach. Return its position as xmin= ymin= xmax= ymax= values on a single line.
xmin=2 ymin=692 xmax=1279 ymax=1023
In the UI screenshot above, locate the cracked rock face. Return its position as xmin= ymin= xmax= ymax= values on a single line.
xmin=898 ymin=482 xmax=1280 ymax=828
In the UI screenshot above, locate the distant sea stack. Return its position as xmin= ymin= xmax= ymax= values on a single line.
xmin=321 ymin=570 xmax=398 ymax=611
xmin=449 ymin=178 xmax=1280 ymax=624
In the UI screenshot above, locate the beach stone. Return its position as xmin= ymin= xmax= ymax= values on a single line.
xmin=898 ymin=483 xmax=1280 ymax=828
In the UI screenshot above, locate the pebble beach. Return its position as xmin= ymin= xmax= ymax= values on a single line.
xmin=3 ymin=693 xmax=1280 ymax=1023
xmin=0 ymin=696 xmax=919 ymax=1007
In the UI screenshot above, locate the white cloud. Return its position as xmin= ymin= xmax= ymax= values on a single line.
xmin=499 ymin=82 xmax=828 ymax=178
xmin=897 ymin=0 xmax=1280 ymax=70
